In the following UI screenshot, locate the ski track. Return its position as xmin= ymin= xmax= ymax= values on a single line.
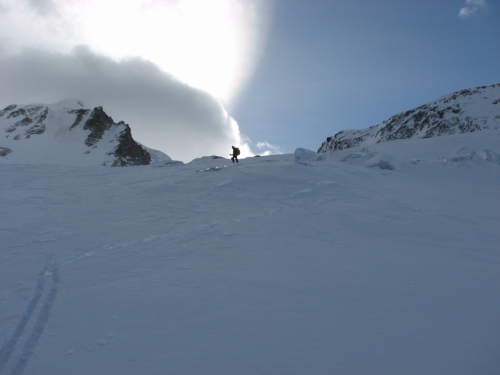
xmin=59 ymin=180 xmax=346 ymax=267
xmin=0 ymin=265 xmax=47 ymax=375
xmin=1 ymin=193 xmax=292 ymax=374
xmin=60 ymin=205 xmax=291 ymax=267
xmin=0 ymin=178 xmax=351 ymax=374
xmin=0 ymin=261 xmax=60 ymax=375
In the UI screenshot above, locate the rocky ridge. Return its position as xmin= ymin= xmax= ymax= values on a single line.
xmin=0 ymin=100 xmax=161 ymax=166
xmin=318 ymin=83 xmax=500 ymax=152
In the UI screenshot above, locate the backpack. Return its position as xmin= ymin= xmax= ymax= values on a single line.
xmin=234 ymin=148 xmax=240 ymax=156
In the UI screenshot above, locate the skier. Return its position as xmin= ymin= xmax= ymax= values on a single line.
xmin=230 ymin=146 xmax=240 ymax=163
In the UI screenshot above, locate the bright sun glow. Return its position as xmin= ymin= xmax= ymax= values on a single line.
xmin=0 ymin=0 xmax=272 ymax=105
xmin=73 ymin=0 xmax=251 ymax=101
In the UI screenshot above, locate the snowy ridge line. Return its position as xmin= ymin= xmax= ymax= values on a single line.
xmin=8 ymin=261 xmax=60 ymax=375
xmin=0 ymin=264 xmax=47 ymax=375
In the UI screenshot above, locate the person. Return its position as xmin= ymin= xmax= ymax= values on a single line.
xmin=230 ymin=146 xmax=240 ymax=163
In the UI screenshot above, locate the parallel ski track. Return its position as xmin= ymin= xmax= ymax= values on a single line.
xmin=0 ymin=181 xmax=345 ymax=374
xmin=0 ymin=260 xmax=60 ymax=375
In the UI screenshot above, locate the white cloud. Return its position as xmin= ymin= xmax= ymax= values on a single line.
xmin=255 ymin=141 xmax=283 ymax=156
xmin=0 ymin=0 xmax=275 ymax=105
xmin=459 ymin=0 xmax=488 ymax=19
xmin=0 ymin=46 xmax=250 ymax=162
xmin=27 ymin=0 xmax=58 ymax=15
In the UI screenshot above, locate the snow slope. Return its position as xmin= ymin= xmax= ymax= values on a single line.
xmin=318 ymin=83 xmax=500 ymax=152
xmin=1 ymin=130 xmax=499 ymax=374
xmin=0 ymin=100 xmax=169 ymax=167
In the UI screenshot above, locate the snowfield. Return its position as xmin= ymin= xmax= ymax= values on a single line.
xmin=1 ymin=130 xmax=499 ymax=375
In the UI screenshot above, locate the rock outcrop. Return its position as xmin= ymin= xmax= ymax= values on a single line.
xmin=318 ymin=83 xmax=500 ymax=152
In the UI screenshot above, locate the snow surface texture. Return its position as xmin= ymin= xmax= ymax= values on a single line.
xmin=1 ymin=129 xmax=499 ymax=375
xmin=318 ymin=83 xmax=500 ymax=152
xmin=0 ymin=100 xmax=169 ymax=167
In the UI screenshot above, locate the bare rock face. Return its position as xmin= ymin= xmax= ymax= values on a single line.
xmin=82 ymin=107 xmax=152 ymax=166
xmin=83 ymin=106 xmax=115 ymax=147
xmin=0 ymin=147 xmax=12 ymax=157
xmin=111 ymin=121 xmax=152 ymax=166
xmin=318 ymin=83 xmax=500 ymax=153
xmin=69 ymin=109 xmax=91 ymax=130
xmin=1 ymin=104 xmax=49 ymax=140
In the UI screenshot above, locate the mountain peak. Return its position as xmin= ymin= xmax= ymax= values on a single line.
xmin=318 ymin=83 xmax=500 ymax=153
xmin=0 ymin=101 xmax=169 ymax=166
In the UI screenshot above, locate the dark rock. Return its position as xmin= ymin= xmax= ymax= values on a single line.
xmin=25 ymin=124 xmax=46 ymax=136
xmin=7 ymin=108 xmax=27 ymax=119
xmin=80 ymin=107 xmax=151 ymax=166
xmin=35 ymin=107 xmax=48 ymax=123
xmin=0 ymin=105 xmax=17 ymax=118
xmin=69 ymin=109 xmax=90 ymax=130
xmin=111 ymin=124 xmax=151 ymax=166
xmin=83 ymin=107 xmax=114 ymax=147
xmin=15 ymin=117 xmax=33 ymax=127
xmin=0 ymin=147 xmax=12 ymax=157
xmin=26 ymin=105 xmax=44 ymax=116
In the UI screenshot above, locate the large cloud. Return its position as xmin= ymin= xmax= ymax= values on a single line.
xmin=0 ymin=46 xmax=250 ymax=161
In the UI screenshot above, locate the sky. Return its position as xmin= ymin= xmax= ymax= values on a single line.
xmin=0 ymin=0 xmax=499 ymax=161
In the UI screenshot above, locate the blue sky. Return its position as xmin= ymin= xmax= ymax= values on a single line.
xmin=232 ymin=0 xmax=500 ymax=153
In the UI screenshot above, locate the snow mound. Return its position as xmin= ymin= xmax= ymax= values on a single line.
xmin=294 ymin=148 xmax=318 ymax=163
xmin=368 ymin=160 xmax=395 ymax=170
xmin=482 ymin=149 xmax=500 ymax=164
xmin=341 ymin=148 xmax=377 ymax=162
xmin=444 ymin=148 xmax=500 ymax=165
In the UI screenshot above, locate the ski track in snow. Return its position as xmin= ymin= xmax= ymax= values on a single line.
xmin=60 ymin=205 xmax=292 ymax=267
xmin=56 ymin=180 xmax=346 ymax=268
xmin=0 ymin=267 xmax=46 ymax=374
xmin=2 ymin=176 xmax=331 ymax=374
xmin=0 ymin=261 xmax=59 ymax=375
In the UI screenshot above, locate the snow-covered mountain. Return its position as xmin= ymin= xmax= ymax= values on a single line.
xmin=0 ymin=99 xmax=170 ymax=166
xmin=318 ymin=83 xmax=500 ymax=152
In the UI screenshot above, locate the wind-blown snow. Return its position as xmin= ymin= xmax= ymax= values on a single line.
xmin=0 ymin=130 xmax=499 ymax=374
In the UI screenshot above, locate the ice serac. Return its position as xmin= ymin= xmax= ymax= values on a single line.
xmin=318 ymin=83 xmax=500 ymax=152
xmin=0 ymin=100 xmax=165 ymax=166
